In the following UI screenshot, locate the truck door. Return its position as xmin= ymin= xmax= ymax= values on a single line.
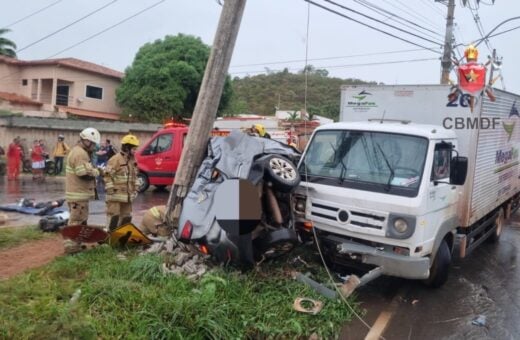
xmin=427 ymin=142 xmax=458 ymax=235
xmin=139 ymin=132 xmax=175 ymax=182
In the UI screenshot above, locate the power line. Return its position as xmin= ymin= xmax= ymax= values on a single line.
xmin=379 ymin=0 xmax=443 ymax=31
xmin=351 ymin=0 xmax=444 ymax=39
xmin=17 ymin=0 xmax=119 ymax=53
xmin=230 ymin=57 xmax=439 ymax=75
xmin=4 ymin=0 xmax=64 ymax=28
xmin=230 ymin=48 xmax=434 ymax=68
xmin=304 ymin=0 xmax=443 ymax=54
xmin=419 ymin=0 xmax=445 ymax=17
xmin=324 ymin=0 xmax=444 ymax=45
xmin=47 ymin=0 xmax=165 ymax=58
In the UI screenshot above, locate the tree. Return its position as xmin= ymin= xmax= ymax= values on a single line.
xmin=116 ymin=34 xmax=232 ymax=123
xmin=0 ymin=29 xmax=16 ymax=58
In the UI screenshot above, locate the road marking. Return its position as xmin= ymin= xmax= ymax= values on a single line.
xmin=364 ymin=291 xmax=402 ymax=340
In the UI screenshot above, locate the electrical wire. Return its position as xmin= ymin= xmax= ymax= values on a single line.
xmin=4 ymin=0 xmax=64 ymax=29
xmin=17 ymin=0 xmax=119 ymax=53
xmin=47 ymin=0 xmax=165 ymax=58
xmin=230 ymin=57 xmax=438 ymax=75
xmin=419 ymin=0 xmax=446 ymax=17
xmin=301 ymin=3 xmax=384 ymax=338
xmin=304 ymin=0 xmax=443 ymax=54
xmin=230 ymin=48 xmax=435 ymax=68
xmin=351 ymin=0 xmax=444 ymax=41
xmin=379 ymin=0 xmax=443 ymax=31
xmin=324 ymin=0 xmax=444 ymax=46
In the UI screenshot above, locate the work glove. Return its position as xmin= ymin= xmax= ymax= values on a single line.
xmin=96 ymin=165 xmax=105 ymax=176
xmin=130 ymin=191 xmax=138 ymax=201
xmin=106 ymin=187 xmax=115 ymax=195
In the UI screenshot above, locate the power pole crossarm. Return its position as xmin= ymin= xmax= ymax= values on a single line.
xmin=165 ymin=0 xmax=247 ymax=228
xmin=440 ymin=0 xmax=455 ymax=84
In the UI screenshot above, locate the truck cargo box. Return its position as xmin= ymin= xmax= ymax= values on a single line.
xmin=340 ymin=84 xmax=520 ymax=227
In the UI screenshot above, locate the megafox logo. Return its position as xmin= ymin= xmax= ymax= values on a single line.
xmin=346 ymin=90 xmax=377 ymax=108
xmin=502 ymin=101 xmax=519 ymax=141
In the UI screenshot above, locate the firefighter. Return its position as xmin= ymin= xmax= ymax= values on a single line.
xmin=64 ymin=127 xmax=101 ymax=253
xmin=104 ymin=134 xmax=139 ymax=231
xmin=251 ymin=124 xmax=271 ymax=139
xmin=139 ymin=205 xmax=170 ymax=236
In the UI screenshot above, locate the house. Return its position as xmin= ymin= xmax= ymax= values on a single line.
xmin=0 ymin=56 xmax=123 ymax=120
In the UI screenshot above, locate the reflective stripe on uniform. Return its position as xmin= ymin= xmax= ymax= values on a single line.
xmin=150 ymin=206 xmax=161 ymax=219
xmin=66 ymin=192 xmax=93 ymax=201
xmin=106 ymin=193 xmax=129 ymax=202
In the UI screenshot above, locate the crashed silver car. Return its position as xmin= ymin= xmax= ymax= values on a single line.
xmin=177 ymin=131 xmax=301 ymax=267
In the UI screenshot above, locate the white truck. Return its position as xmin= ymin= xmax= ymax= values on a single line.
xmin=295 ymin=84 xmax=520 ymax=287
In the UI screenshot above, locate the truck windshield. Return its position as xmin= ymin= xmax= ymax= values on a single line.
xmin=299 ymin=130 xmax=429 ymax=197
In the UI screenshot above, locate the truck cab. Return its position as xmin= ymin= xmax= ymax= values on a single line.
xmin=135 ymin=123 xmax=189 ymax=192
xmin=295 ymin=120 xmax=468 ymax=287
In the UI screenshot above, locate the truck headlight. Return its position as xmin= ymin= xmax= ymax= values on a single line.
xmin=393 ymin=218 xmax=408 ymax=233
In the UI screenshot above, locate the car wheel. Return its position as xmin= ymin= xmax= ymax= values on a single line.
xmin=264 ymin=155 xmax=300 ymax=193
xmin=256 ymin=228 xmax=299 ymax=259
xmin=487 ymin=209 xmax=504 ymax=243
xmin=136 ymin=173 xmax=150 ymax=193
xmin=46 ymin=161 xmax=55 ymax=175
xmin=23 ymin=159 xmax=32 ymax=173
xmin=423 ymin=239 xmax=451 ymax=288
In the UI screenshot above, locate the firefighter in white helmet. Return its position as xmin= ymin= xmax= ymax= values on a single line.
xmin=64 ymin=127 xmax=101 ymax=253
xmin=104 ymin=134 xmax=140 ymax=230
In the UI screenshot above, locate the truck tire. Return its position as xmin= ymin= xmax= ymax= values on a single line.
xmin=137 ymin=173 xmax=150 ymax=193
xmin=256 ymin=228 xmax=299 ymax=259
xmin=487 ymin=209 xmax=504 ymax=243
xmin=424 ymin=239 xmax=451 ymax=288
xmin=264 ymin=155 xmax=300 ymax=193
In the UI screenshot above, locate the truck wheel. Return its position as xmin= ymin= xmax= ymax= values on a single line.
xmin=137 ymin=173 xmax=150 ymax=193
xmin=487 ymin=209 xmax=504 ymax=243
xmin=424 ymin=239 xmax=451 ymax=288
xmin=264 ymin=155 xmax=300 ymax=193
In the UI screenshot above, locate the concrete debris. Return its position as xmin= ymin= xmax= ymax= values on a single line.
xmin=144 ymin=239 xmax=211 ymax=280
xmin=293 ymin=297 xmax=324 ymax=315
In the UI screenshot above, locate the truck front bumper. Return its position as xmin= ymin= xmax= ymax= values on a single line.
xmin=334 ymin=239 xmax=431 ymax=280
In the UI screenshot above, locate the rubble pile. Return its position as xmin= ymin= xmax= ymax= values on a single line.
xmin=143 ymin=238 xmax=211 ymax=280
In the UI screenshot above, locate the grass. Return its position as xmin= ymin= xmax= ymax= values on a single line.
xmin=0 ymin=109 xmax=22 ymax=116
xmin=0 ymin=245 xmax=358 ymax=339
xmin=0 ymin=225 xmax=50 ymax=250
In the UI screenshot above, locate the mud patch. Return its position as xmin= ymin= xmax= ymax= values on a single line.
xmin=0 ymin=235 xmax=64 ymax=280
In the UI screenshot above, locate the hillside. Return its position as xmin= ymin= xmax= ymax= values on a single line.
xmin=226 ymin=68 xmax=378 ymax=121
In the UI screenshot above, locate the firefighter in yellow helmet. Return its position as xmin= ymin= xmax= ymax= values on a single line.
xmin=251 ymin=124 xmax=271 ymax=139
xmin=104 ymin=134 xmax=140 ymax=231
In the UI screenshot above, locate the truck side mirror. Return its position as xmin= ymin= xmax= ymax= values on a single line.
xmin=450 ymin=156 xmax=468 ymax=185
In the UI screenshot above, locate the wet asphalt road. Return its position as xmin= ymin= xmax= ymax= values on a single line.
xmin=0 ymin=175 xmax=169 ymax=228
xmin=342 ymin=212 xmax=520 ymax=340
xmin=2 ymin=175 xmax=520 ymax=339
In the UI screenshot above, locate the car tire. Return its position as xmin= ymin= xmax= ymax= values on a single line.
xmin=256 ymin=228 xmax=299 ymax=259
xmin=137 ymin=172 xmax=150 ymax=193
xmin=264 ymin=155 xmax=300 ymax=193
xmin=487 ymin=209 xmax=504 ymax=243
xmin=423 ymin=239 xmax=451 ymax=288
xmin=46 ymin=161 xmax=55 ymax=175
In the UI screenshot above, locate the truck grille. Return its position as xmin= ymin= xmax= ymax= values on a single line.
xmin=310 ymin=202 xmax=386 ymax=230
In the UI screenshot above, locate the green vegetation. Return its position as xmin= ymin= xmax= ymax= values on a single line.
xmin=224 ymin=66 xmax=378 ymax=120
xmin=0 ymin=28 xmax=16 ymax=58
xmin=0 ymin=246 xmax=357 ymax=338
xmin=117 ymin=34 xmax=232 ymax=123
xmin=0 ymin=226 xmax=49 ymax=250
xmin=0 ymin=109 xmax=22 ymax=116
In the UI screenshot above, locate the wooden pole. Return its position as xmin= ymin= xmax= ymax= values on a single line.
xmin=165 ymin=0 xmax=247 ymax=228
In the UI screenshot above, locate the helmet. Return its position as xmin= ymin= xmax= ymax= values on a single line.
xmin=464 ymin=45 xmax=478 ymax=61
xmin=121 ymin=134 xmax=140 ymax=147
xmin=253 ymin=124 xmax=266 ymax=137
xmin=79 ymin=127 xmax=101 ymax=144
xmin=58 ymin=134 xmax=64 ymax=140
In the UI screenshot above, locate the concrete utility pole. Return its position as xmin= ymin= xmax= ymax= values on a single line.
xmin=439 ymin=0 xmax=455 ymax=84
xmin=165 ymin=0 xmax=247 ymax=228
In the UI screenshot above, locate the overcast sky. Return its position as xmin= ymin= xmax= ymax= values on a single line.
xmin=2 ymin=0 xmax=519 ymax=95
